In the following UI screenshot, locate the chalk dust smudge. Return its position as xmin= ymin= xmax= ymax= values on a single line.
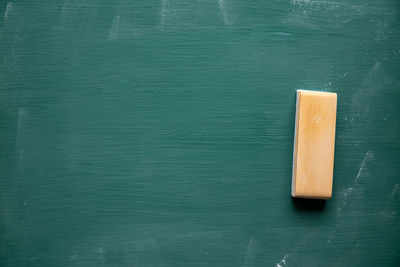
xmin=355 ymin=151 xmax=374 ymax=183
xmin=218 ymin=0 xmax=234 ymax=25
xmin=276 ymin=254 xmax=289 ymax=267
xmin=108 ymin=15 xmax=120 ymax=40
xmin=4 ymin=2 xmax=13 ymax=18
xmin=243 ymin=237 xmax=257 ymax=266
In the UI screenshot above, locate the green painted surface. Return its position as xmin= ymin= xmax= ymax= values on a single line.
xmin=1 ymin=0 xmax=399 ymax=266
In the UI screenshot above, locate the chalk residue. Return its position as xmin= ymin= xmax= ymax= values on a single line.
xmin=4 ymin=2 xmax=13 ymax=18
xmin=16 ymin=108 xmax=27 ymax=161
xmin=336 ymin=186 xmax=357 ymax=215
xmin=290 ymin=0 xmax=310 ymax=5
xmin=160 ymin=0 xmax=174 ymax=29
xmin=355 ymin=151 xmax=374 ymax=183
xmin=16 ymin=108 xmax=26 ymax=140
xmin=383 ymin=184 xmax=400 ymax=217
xmin=69 ymin=254 xmax=79 ymax=261
xmin=358 ymin=61 xmax=381 ymax=92
xmin=390 ymin=184 xmax=399 ymax=201
xmin=160 ymin=0 xmax=167 ymax=27
xmin=243 ymin=237 xmax=257 ymax=266
xmin=273 ymin=32 xmax=291 ymax=36
xmin=290 ymin=0 xmax=365 ymax=15
xmin=218 ymin=0 xmax=234 ymax=25
xmin=337 ymin=174 xmax=373 ymax=216
xmin=276 ymin=254 xmax=289 ymax=267
xmin=108 ymin=15 xmax=120 ymax=40
xmin=352 ymin=62 xmax=382 ymax=116
xmin=340 ymin=187 xmax=354 ymax=198
xmin=290 ymin=0 xmax=340 ymax=8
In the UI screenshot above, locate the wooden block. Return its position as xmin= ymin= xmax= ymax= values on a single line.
xmin=292 ymin=90 xmax=337 ymax=199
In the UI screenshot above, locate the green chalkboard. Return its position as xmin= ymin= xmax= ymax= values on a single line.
xmin=1 ymin=0 xmax=399 ymax=266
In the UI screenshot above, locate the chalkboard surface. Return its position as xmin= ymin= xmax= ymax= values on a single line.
xmin=1 ymin=0 xmax=399 ymax=266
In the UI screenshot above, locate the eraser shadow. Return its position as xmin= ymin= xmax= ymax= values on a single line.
xmin=292 ymin=197 xmax=326 ymax=211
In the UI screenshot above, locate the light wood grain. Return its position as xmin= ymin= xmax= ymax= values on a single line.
xmin=292 ymin=90 xmax=337 ymax=199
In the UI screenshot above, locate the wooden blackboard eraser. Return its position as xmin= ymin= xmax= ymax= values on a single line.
xmin=292 ymin=90 xmax=337 ymax=199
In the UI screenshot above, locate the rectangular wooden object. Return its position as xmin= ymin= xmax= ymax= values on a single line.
xmin=292 ymin=90 xmax=337 ymax=199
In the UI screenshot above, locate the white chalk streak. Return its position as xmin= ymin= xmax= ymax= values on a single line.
xmin=355 ymin=151 xmax=373 ymax=182
xmin=218 ymin=0 xmax=233 ymax=25
xmin=5 ymin=2 xmax=13 ymax=18
xmin=243 ymin=237 xmax=257 ymax=266
xmin=108 ymin=15 xmax=120 ymax=40
xmin=276 ymin=254 xmax=289 ymax=267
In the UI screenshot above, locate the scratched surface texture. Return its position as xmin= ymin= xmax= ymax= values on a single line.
xmin=1 ymin=0 xmax=399 ymax=266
